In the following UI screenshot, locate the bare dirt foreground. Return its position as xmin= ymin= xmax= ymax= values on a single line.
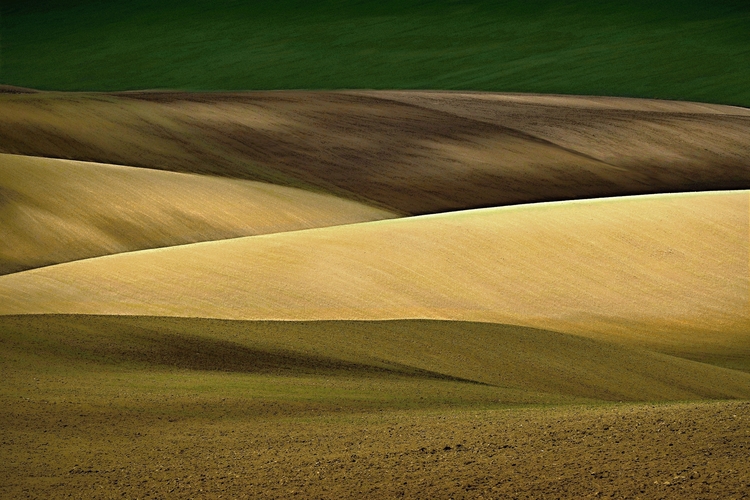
xmin=1 ymin=401 xmax=748 ymax=499
xmin=2 ymin=316 xmax=749 ymax=498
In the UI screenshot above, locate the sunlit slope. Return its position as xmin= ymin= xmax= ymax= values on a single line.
xmin=1 ymin=191 xmax=746 ymax=355
xmin=4 ymin=315 xmax=750 ymax=402
xmin=0 ymin=153 xmax=396 ymax=274
xmin=1 ymin=92 xmax=749 ymax=214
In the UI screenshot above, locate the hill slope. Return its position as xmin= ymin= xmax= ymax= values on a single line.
xmin=358 ymin=90 xmax=750 ymax=175
xmin=1 ymin=191 xmax=746 ymax=364
xmin=1 ymin=91 xmax=749 ymax=214
xmin=4 ymin=315 xmax=750 ymax=403
xmin=0 ymin=153 xmax=395 ymax=274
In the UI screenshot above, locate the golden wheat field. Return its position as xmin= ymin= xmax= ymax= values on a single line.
xmin=1 ymin=191 xmax=746 ymax=353
xmin=1 ymin=89 xmax=749 ymax=499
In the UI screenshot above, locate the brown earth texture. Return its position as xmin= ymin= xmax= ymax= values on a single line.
xmin=3 ymin=400 xmax=749 ymax=499
xmin=2 ymin=316 xmax=750 ymax=499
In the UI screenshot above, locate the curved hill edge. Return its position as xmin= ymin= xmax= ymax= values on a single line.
xmin=0 ymin=191 xmax=750 ymax=335
xmin=1 ymin=188 xmax=742 ymax=273
xmin=2 ymin=91 xmax=749 ymax=215
xmin=0 ymin=152 xmax=398 ymax=275
xmin=0 ymin=189 xmax=747 ymax=371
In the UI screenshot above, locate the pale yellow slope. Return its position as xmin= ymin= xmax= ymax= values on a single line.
xmin=0 ymin=191 xmax=747 ymax=355
xmin=0 ymin=153 xmax=396 ymax=274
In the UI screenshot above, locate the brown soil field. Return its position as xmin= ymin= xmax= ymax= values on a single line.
xmin=2 ymin=315 xmax=749 ymax=499
xmin=0 ymin=153 xmax=395 ymax=274
xmin=1 ymin=91 xmax=749 ymax=214
xmin=3 ymin=397 xmax=748 ymax=499
xmin=2 ymin=191 xmax=746 ymax=368
xmin=356 ymin=90 xmax=750 ymax=169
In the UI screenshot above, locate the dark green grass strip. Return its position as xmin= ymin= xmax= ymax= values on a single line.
xmin=2 ymin=1 xmax=750 ymax=106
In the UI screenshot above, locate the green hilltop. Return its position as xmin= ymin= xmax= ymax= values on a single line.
xmin=2 ymin=0 xmax=749 ymax=106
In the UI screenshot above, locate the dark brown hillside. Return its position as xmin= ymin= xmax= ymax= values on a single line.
xmin=1 ymin=91 xmax=748 ymax=214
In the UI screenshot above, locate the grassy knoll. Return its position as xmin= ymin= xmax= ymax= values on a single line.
xmin=2 ymin=191 xmax=746 ymax=365
xmin=4 ymin=315 xmax=750 ymax=402
xmin=0 ymin=153 xmax=395 ymax=274
xmin=1 ymin=315 xmax=749 ymax=498
xmin=2 ymin=1 xmax=750 ymax=107
xmin=1 ymin=92 xmax=749 ymax=215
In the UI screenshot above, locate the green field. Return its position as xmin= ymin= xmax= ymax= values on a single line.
xmin=3 ymin=1 xmax=750 ymax=105
xmin=4 ymin=315 xmax=750 ymax=410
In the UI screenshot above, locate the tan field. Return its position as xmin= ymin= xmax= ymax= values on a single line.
xmin=0 ymin=153 xmax=395 ymax=274
xmin=1 ymin=190 xmax=746 ymax=367
xmin=2 ymin=89 xmax=749 ymax=499
xmin=1 ymin=91 xmax=749 ymax=214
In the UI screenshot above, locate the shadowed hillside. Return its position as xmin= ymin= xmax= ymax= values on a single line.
xmin=0 ymin=91 xmax=748 ymax=214
xmin=4 ymin=315 xmax=750 ymax=402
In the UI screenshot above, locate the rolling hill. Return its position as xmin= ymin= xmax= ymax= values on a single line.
xmin=3 ymin=2 xmax=750 ymax=493
xmin=3 ymin=315 xmax=750 ymax=403
xmin=1 ymin=91 xmax=749 ymax=214
xmin=4 ymin=312 xmax=750 ymax=497
xmin=1 ymin=190 xmax=746 ymax=367
xmin=0 ymin=153 xmax=396 ymax=274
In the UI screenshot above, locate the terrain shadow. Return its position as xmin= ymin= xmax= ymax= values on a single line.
xmin=0 ymin=314 xmax=480 ymax=383
xmin=3 ymin=315 xmax=750 ymax=402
